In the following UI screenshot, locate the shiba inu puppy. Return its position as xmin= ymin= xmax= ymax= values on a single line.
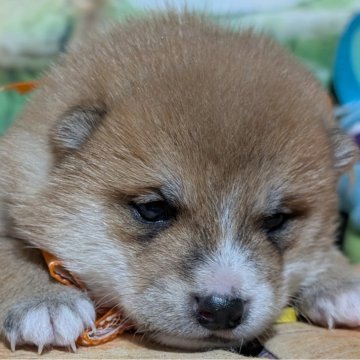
xmin=0 ymin=12 xmax=359 ymax=353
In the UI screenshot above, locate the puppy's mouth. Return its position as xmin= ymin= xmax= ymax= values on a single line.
xmin=204 ymin=334 xmax=239 ymax=344
xmin=150 ymin=331 xmax=244 ymax=350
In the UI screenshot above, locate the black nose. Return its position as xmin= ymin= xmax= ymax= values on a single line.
xmin=195 ymin=295 xmax=244 ymax=331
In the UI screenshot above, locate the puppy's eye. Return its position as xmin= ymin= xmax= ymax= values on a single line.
xmin=132 ymin=201 xmax=176 ymax=222
xmin=262 ymin=213 xmax=290 ymax=234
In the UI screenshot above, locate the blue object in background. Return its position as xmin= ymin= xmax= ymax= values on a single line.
xmin=338 ymin=163 xmax=360 ymax=229
xmin=334 ymin=13 xmax=360 ymax=236
xmin=333 ymin=13 xmax=360 ymax=105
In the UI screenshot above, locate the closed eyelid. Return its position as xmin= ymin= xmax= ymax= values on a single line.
xmin=281 ymin=195 xmax=310 ymax=217
xmin=262 ymin=186 xmax=310 ymax=214
xmin=132 ymin=193 xmax=164 ymax=203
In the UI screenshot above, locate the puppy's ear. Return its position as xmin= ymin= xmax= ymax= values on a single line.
xmin=329 ymin=128 xmax=358 ymax=174
xmin=51 ymin=105 xmax=106 ymax=158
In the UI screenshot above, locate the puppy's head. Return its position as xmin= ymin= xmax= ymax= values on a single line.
xmin=18 ymin=15 xmax=357 ymax=349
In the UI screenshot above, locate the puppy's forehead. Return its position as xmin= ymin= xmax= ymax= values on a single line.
xmin=99 ymin=79 xmax=330 ymax=193
xmin=104 ymin=57 xmax=327 ymax=170
xmin=78 ymin=28 xmax=332 ymax=204
xmin=84 ymin=94 xmax=328 ymax=221
xmin=96 ymin=100 xmax=329 ymax=215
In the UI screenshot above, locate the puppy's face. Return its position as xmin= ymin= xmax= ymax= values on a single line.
xmin=17 ymin=21 xmax=351 ymax=349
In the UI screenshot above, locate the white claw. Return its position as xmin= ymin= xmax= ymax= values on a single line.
xmin=327 ymin=316 xmax=334 ymax=330
xmin=90 ymin=321 xmax=96 ymax=333
xmin=70 ymin=341 xmax=77 ymax=353
xmin=10 ymin=337 xmax=16 ymax=352
xmin=37 ymin=344 xmax=44 ymax=355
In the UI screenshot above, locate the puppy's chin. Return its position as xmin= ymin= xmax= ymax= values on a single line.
xmin=150 ymin=332 xmax=243 ymax=350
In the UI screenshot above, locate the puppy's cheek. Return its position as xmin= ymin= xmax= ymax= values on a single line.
xmin=24 ymin=200 xmax=136 ymax=309
xmin=237 ymin=280 xmax=279 ymax=338
xmin=70 ymin=245 xmax=134 ymax=307
xmin=121 ymin=277 xmax=202 ymax=336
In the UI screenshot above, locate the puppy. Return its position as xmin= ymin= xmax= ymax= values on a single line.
xmin=0 ymin=12 xmax=359 ymax=352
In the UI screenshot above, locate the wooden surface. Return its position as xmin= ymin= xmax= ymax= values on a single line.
xmin=0 ymin=334 xmax=244 ymax=359
xmin=267 ymin=323 xmax=360 ymax=359
xmin=1 ymin=323 xmax=360 ymax=359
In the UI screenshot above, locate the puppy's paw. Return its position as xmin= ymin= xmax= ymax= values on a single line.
xmin=300 ymin=284 xmax=360 ymax=329
xmin=3 ymin=289 xmax=95 ymax=353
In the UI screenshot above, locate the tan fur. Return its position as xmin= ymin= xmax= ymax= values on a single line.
xmin=0 ymin=12 xmax=359 ymax=352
